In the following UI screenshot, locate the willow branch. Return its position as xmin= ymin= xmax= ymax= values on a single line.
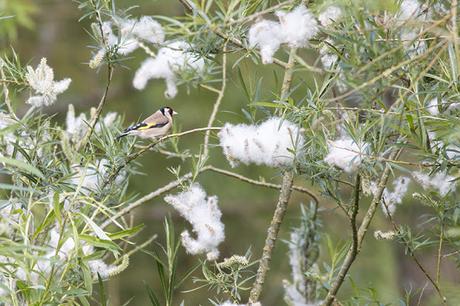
xmin=248 ymin=170 xmax=295 ymax=303
xmin=323 ymin=150 xmax=399 ymax=306
xmin=381 ymin=200 xmax=446 ymax=304
xmin=101 ymin=172 xmax=194 ymax=229
xmin=77 ymin=1 xmax=114 ymax=151
xmin=248 ymin=47 xmax=298 ymax=303
xmin=206 ymin=166 xmax=319 ymax=204
xmin=203 ymin=43 xmax=227 ymax=157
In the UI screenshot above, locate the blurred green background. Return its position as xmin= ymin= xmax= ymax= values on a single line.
xmin=4 ymin=0 xmax=460 ymax=305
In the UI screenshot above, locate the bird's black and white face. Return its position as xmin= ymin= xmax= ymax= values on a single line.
xmin=160 ymin=106 xmax=178 ymax=117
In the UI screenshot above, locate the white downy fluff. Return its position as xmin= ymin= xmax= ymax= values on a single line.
xmin=324 ymin=136 xmax=368 ymax=173
xmin=413 ymin=171 xmax=456 ymax=197
xmin=397 ymin=0 xmax=428 ymax=57
xmin=318 ymin=6 xmax=343 ymax=27
xmin=398 ymin=0 xmax=422 ymax=21
xmin=89 ymin=17 xmax=164 ymax=67
xmin=319 ymin=44 xmax=338 ymax=70
xmin=164 ymin=184 xmax=225 ymax=260
xmin=132 ymin=40 xmax=205 ymax=98
xmin=218 ymin=117 xmax=304 ymax=168
xmin=25 ymin=58 xmax=71 ymax=107
xmin=276 ymin=5 xmax=319 ymax=48
xmin=426 ymin=97 xmax=460 ymax=116
xmin=70 ymin=159 xmax=124 ymax=194
xmin=248 ymin=20 xmax=283 ymax=64
xmin=248 ymin=5 xmax=318 ymax=64
xmin=117 ymin=16 xmax=165 ymax=55
xmin=371 ymin=177 xmax=410 ymax=216
xmin=283 ymin=229 xmax=308 ymax=306
xmin=65 ymin=104 xmax=118 ymax=143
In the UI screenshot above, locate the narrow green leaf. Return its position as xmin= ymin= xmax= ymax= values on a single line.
xmin=0 ymin=156 xmax=44 ymax=179
xmin=80 ymin=213 xmax=111 ymax=241
xmin=108 ymin=224 xmax=144 ymax=240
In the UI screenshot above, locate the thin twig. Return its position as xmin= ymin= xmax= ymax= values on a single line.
xmin=436 ymin=222 xmax=444 ymax=286
xmin=327 ymin=40 xmax=445 ymax=103
xmin=227 ymin=0 xmax=294 ymax=25
xmin=102 ymin=165 xmax=320 ymax=230
xmin=380 ymin=200 xmax=446 ymax=304
xmin=206 ymin=166 xmax=319 ymax=204
xmin=204 ymin=43 xmax=227 ymax=157
xmin=103 ymin=127 xmax=222 ymax=188
xmin=76 ymin=1 xmax=114 ymax=151
xmin=248 ymin=170 xmax=295 ymax=303
xmin=101 ymin=172 xmax=194 ymax=229
xmin=323 ymin=149 xmax=400 ymax=305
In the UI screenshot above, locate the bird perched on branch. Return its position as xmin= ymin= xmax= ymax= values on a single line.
xmin=117 ymin=106 xmax=177 ymax=140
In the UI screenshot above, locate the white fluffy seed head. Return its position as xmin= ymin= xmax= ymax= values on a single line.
xmin=318 ymin=6 xmax=343 ymax=27
xmin=248 ymin=5 xmax=318 ymax=64
xmin=323 ymin=136 xmax=369 ymax=173
xmin=413 ymin=171 xmax=456 ymax=197
xmin=25 ymin=58 xmax=71 ymax=107
xmin=276 ymin=4 xmax=319 ymax=48
xmin=164 ymin=184 xmax=225 ymax=260
xmin=218 ymin=117 xmax=304 ymax=168
xmin=132 ymin=41 xmax=205 ymax=98
xmin=248 ymin=19 xmax=283 ymax=64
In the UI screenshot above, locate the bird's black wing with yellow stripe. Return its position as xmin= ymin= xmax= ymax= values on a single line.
xmin=117 ymin=120 xmax=168 ymax=140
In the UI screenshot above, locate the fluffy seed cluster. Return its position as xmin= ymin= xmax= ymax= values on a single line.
xmin=70 ymin=159 xmax=125 ymax=195
xmin=413 ymin=171 xmax=456 ymax=197
xmin=65 ymin=104 xmax=117 ymax=143
xmin=248 ymin=5 xmax=318 ymax=64
xmin=426 ymin=97 xmax=460 ymax=116
xmin=89 ymin=16 xmax=164 ymax=68
xmin=218 ymin=117 xmax=304 ymax=168
xmin=164 ymin=184 xmax=225 ymax=260
xmin=283 ymin=228 xmax=308 ymax=306
xmin=25 ymin=58 xmax=71 ymax=107
xmin=397 ymin=0 xmax=428 ymax=57
xmin=217 ymin=255 xmax=249 ymax=269
xmin=324 ymin=136 xmax=369 ymax=173
xmin=318 ymin=6 xmax=343 ymax=27
xmin=371 ymin=177 xmax=410 ymax=216
xmin=132 ymin=40 xmax=205 ymax=98
xmin=117 ymin=16 xmax=165 ymax=55
xmin=374 ymin=230 xmax=397 ymax=240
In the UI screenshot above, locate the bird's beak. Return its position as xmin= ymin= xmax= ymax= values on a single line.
xmin=173 ymin=111 xmax=178 ymax=115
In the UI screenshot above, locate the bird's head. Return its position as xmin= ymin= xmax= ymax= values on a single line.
xmin=160 ymin=106 xmax=178 ymax=117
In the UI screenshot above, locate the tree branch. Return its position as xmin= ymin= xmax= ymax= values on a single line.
xmin=248 ymin=170 xmax=295 ymax=303
xmin=203 ymin=43 xmax=227 ymax=157
xmin=323 ymin=150 xmax=399 ymax=306
xmin=248 ymin=47 xmax=298 ymax=303
xmin=206 ymin=166 xmax=319 ymax=204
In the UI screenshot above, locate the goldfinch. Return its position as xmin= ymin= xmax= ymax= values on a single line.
xmin=117 ymin=106 xmax=177 ymax=140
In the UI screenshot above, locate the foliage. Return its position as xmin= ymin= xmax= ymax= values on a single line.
xmin=1 ymin=0 xmax=460 ymax=305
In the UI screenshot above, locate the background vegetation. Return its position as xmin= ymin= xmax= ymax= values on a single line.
xmin=2 ymin=0 xmax=460 ymax=305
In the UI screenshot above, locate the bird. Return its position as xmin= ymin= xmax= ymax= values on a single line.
xmin=116 ymin=106 xmax=177 ymax=140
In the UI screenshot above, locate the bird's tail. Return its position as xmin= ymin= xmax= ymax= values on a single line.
xmin=116 ymin=133 xmax=128 ymax=141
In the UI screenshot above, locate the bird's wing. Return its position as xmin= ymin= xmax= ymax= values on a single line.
xmin=123 ymin=111 xmax=169 ymax=133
